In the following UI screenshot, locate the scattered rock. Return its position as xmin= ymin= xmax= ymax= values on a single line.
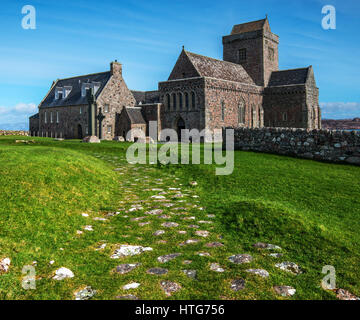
xmin=189 ymin=181 xmax=198 ymax=186
xmin=53 ymin=267 xmax=74 ymax=280
xmin=335 ymin=288 xmax=360 ymax=300
xmin=178 ymin=231 xmax=187 ymax=234
xmin=145 ymin=209 xmax=163 ymax=215
xmin=123 ymin=282 xmax=140 ymax=290
xmin=198 ymin=220 xmax=213 ymax=224
xmin=275 ymin=262 xmax=302 ymax=275
xmin=182 ymin=270 xmax=197 ymax=279
xmin=161 ymin=222 xmax=179 ymax=228
xmin=139 ymin=221 xmax=151 ymax=226
xmin=83 ymin=225 xmax=94 ymax=231
xmin=115 ymin=263 xmax=140 ymax=274
xmin=182 ymin=260 xmax=192 ymax=265
xmin=195 ymin=230 xmax=210 ymax=237
xmin=274 ymin=286 xmax=296 ymax=297
xmin=130 ymin=216 xmax=146 ymax=221
xmin=153 ymin=230 xmax=165 ymax=236
xmin=246 ymin=269 xmax=269 ymax=278
xmin=81 ymin=213 xmax=89 ymax=217
xmin=210 ymin=263 xmax=225 ymax=272
xmin=254 ymin=242 xmax=282 ymax=250
xmin=74 ymin=287 xmax=96 ymax=300
xmin=197 ymin=252 xmax=211 ymax=257
xmin=231 ymin=279 xmax=246 ymax=291
xmin=0 ymin=258 xmax=11 ymax=273
xmin=228 ymin=254 xmax=253 ymax=264
xmin=157 ymin=253 xmax=182 ymax=263
xmin=179 ymin=239 xmax=200 ymax=246
xmin=147 ymin=268 xmax=168 ymax=275
xmin=111 ymin=245 xmax=153 ymax=259
xmin=160 ymin=281 xmax=181 ymax=296
xmin=93 ymin=217 xmax=108 ymax=221
xmin=158 ymin=215 xmax=171 ymax=219
xmin=76 ymin=230 xmax=83 ymax=235
xmin=95 ymin=243 xmax=107 ymax=251
xmin=205 ymin=242 xmax=224 ymax=248
xmin=188 ymin=224 xmax=200 ymax=229
xmin=151 ymin=195 xmax=166 ymax=199
xmin=269 ymin=253 xmax=283 ymax=258
xmin=207 ymin=214 xmax=216 ymax=218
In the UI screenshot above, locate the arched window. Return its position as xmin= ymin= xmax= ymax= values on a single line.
xmin=185 ymin=92 xmax=189 ymax=110
xmin=178 ymin=93 xmax=183 ymax=110
xmin=191 ymin=92 xmax=196 ymax=109
xmin=252 ymin=105 xmax=257 ymax=128
xmin=172 ymin=93 xmax=176 ymax=111
xmin=259 ymin=106 xmax=264 ymax=127
xmin=238 ymin=101 xmax=245 ymax=124
xmin=282 ymin=112 xmax=288 ymax=121
xmin=166 ymin=94 xmax=170 ymax=111
xmin=221 ymin=101 xmax=225 ymax=121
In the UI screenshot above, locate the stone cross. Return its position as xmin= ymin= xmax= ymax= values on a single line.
xmin=86 ymin=88 xmax=96 ymax=136
xmin=96 ymin=108 xmax=106 ymax=139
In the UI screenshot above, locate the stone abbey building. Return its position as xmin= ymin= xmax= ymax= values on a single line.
xmin=29 ymin=18 xmax=321 ymax=140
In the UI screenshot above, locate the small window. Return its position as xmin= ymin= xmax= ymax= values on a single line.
xmin=185 ymin=92 xmax=189 ymax=110
xmin=191 ymin=92 xmax=196 ymax=109
xmin=63 ymin=86 xmax=72 ymax=98
xmin=238 ymin=102 xmax=245 ymax=124
xmin=44 ymin=111 xmax=47 ymax=124
xmin=268 ymin=48 xmax=275 ymax=61
xmin=238 ymin=49 xmax=247 ymax=62
xmin=282 ymin=112 xmax=288 ymax=121
xmin=221 ymin=101 xmax=225 ymax=121
xmin=81 ymin=83 xmax=92 ymax=97
xmin=56 ymin=111 xmax=59 ymax=123
xmin=166 ymin=94 xmax=171 ymax=111
xmin=107 ymin=125 xmax=112 ymax=134
xmin=172 ymin=93 xmax=177 ymax=110
xmin=178 ymin=93 xmax=183 ymax=110
xmin=104 ymin=104 xmax=110 ymax=113
xmin=55 ymin=87 xmax=63 ymax=100
xmin=80 ymin=107 xmax=82 ymax=114
xmin=50 ymin=112 xmax=53 ymax=123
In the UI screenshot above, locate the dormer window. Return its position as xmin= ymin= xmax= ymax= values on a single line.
xmin=63 ymin=86 xmax=72 ymax=98
xmin=55 ymin=87 xmax=63 ymax=100
xmin=92 ymin=82 xmax=101 ymax=94
xmin=81 ymin=82 xmax=101 ymax=97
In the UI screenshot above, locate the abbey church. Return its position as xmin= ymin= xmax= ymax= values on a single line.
xmin=29 ymin=18 xmax=321 ymax=140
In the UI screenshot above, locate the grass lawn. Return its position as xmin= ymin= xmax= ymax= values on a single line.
xmin=0 ymin=136 xmax=359 ymax=300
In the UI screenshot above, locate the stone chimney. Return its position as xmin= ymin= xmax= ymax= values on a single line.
xmin=110 ymin=60 xmax=122 ymax=77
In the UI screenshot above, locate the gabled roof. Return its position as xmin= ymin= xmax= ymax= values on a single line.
xmin=124 ymin=107 xmax=146 ymax=124
xmin=268 ymin=67 xmax=311 ymax=87
xmin=184 ymin=50 xmax=254 ymax=84
xmin=29 ymin=113 xmax=39 ymax=119
xmin=231 ymin=18 xmax=267 ymax=35
xmin=40 ymin=71 xmax=111 ymax=108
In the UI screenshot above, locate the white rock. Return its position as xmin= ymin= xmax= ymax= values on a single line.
xmin=0 ymin=258 xmax=11 ymax=273
xmin=81 ymin=213 xmax=89 ymax=217
xmin=111 ymin=245 xmax=153 ymax=259
xmin=53 ymin=267 xmax=74 ymax=280
xmin=83 ymin=225 xmax=94 ymax=231
xmin=123 ymin=282 xmax=140 ymax=290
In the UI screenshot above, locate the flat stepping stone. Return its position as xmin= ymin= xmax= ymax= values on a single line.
xmin=246 ymin=269 xmax=269 ymax=278
xmin=123 ymin=282 xmax=140 ymax=290
xmin=274 ymin=286 xmax=296 ymax=297
xmin=158 ymin=215 xmax=171 ymax=219
xmin=205 ymin=242 xmax=224 ymax=248
xmin=254 ymin=242 xmax=282 ymax=250
xmin=275 ymin=262 xmax=302 ymax=275
xmin=153 ymin=230 xmax=165 ymax=236
xmin=0 ymin=258 xmax=11 ymax=273
xmin=182 ymin=270 xmax=197 ymax=279
xmin=198 ymin=220 xmax=213 ymax=224
xmin=269 ymin=253 xmax=283 ymax=258
xmin=53 ymin=267 xmax=74 ymax=280
xmin=181 ymin=216 xmax=196 ymax=220
xmin=95 ymin=243 xmax=107 ymax=251
xmin=229 ymin=254 xmax=253 ymax=264
xmin=111 ymin=245 xmax=153 ymax=259
xmin=178 ymin=231 xmax=187 ymax=234
xmin=151 ymin=195 xmax=166 ymax=199
xmin=336 ymin=289 xmax=360 ymax=300
xmin=231 ymin=279 xmax=246 ymax=292
xmin=160 ymin=281 xmax=181 ymax=297
xmin=93 ymin=217 xmax=107 ymax=221
xmin=130 ymin=216 xmax=146 ymax=221
xmin=116 ymin=294 xmax=139 ymax=300
xmin=210 ymin=263 xmax=225 ymax=272
xmin=83 ymin=225 xmax=93 ymax=231
xmin=182 ymin=260 xmax=192 ymax=265
xmin=74 ymin=287 xmax=96 ymax=300
xmin=197 ymin=252 xmax=211 ymax=257
xmin=179 ymin=239 xmax=200 ymax=246
xmin=157 ymin=253 xmax=182 ymax=263
xmin=147 ymin=268 xmax=168 ymax=275
xmin=157 ymin=240 xmax=168 ymax=244
xmin=195 ymin=230 xmax=210 ymax=237
xmin=115 ymin=263 xmax=140 ymax=275
xmin=139 ymin=222 xmax=151 ymax=226
xmin=145 ymin=209 xmax=163 ymax=215
xmin=161 ymin=222 xmax=179 ymax=228
xmin=207 ymin=214 xmax=216 ymax=218
xmin=188 ymin=225 xmax=200 ymax=229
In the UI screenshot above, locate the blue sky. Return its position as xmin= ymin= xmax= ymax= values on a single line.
xmin=0 ymin=0 xmax=359 ymax=129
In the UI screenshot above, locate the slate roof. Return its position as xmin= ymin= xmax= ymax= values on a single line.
xmin=40 ymin=71 xmax=111 ymax=108
xmin=184 ymin=50 xmax=254 ymax=84
xmin=125 ymin=107 xmax=146 ymax=124
xmin=268 ymin=67 xmax=310 ymax=87
xmin=231 ymin=19 xmax=266 ymax=35
xmin=131 ymin=91 xmax=146 ymax=105
xmin=29 ymin=113 xmax=39 ymax=119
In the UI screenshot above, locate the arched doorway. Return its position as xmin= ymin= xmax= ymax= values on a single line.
xmin=176 ymin=117 xmax=185 ymax=142
xmin=77 ymin=124 xmax=83 ymax=139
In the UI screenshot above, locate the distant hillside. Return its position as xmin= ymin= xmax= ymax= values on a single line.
xmin=0 ymin=122 xmax=28 ymax=131
xmin=322 ymin=118 xmax=360 ymax=130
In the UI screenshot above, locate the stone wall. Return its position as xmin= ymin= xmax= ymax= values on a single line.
xmin=0 ymin=130 xmax=29 ymax=136
xmin=226 ymin=127 xmax=360 ymax=165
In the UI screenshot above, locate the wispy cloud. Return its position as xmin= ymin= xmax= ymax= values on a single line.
xmin=0 ymin=103 xmax=37 ymax=129
xmin=320 ymin=102 xmax=360 ymax=119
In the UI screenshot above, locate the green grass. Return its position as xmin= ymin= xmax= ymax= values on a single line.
xmin=0 ymin=136 xmax=359 ymax=300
